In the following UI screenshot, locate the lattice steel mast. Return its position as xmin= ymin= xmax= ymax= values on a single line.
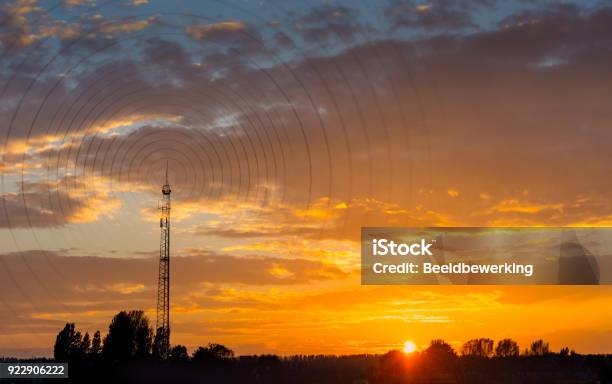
xmin=156 ymin=162 xmax=171 ymax=358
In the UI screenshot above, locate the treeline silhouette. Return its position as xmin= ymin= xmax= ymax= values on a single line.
xmin=2 ymin=309 xmax=608 ymax=383
xmin=371 ymin=339 xmax=610 ymax=384
xmin=53 ymin=310 xmax=237 ymax=364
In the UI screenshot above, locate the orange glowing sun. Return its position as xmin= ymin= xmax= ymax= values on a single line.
xmin=403 ymin=341 xmax=416 ymax=353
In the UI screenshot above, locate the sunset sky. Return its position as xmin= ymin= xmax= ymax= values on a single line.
xmin=1 ymin=0 xmax=611 ymax=357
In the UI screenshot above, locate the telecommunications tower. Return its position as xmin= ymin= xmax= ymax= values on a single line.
xmin=156 ymin=162 xmax=171 ymax=358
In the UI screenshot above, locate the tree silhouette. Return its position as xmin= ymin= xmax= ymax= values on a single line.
xmin=192 ymin=343 xmax=235 ymax=364
xmin=424 ymin=339 xmax=456 ymax=360
xmin=80 ymin=332 xmax=91 ymax=358
xmin=102 ymin=310 xmax=153 ymax=361
xmin=529 ymin=339 xmax=550 ymax=356
xmin=495 ymin=339 xmax=519 ymax=357
xmin=169 ymin=345 xmax=189 ymax=361
xmin=559 ymin=347 xmax=570 ymax=357
xmin=208 ymin=343 xmax=234 ymax=359
xmin=90 ymin=331 xmax=102 ymax=358
xmin=461 ymin=338 xmax=494 ymax=357
xmin=54 ymin=323 xmax=84 ymax=361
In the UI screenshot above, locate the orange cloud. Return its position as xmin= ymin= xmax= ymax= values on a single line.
xmin=180 ymin=195 xmax=457 ymax=243
xmin=0 ymin=176 xmax=121 ymax=227
xmin=489 ymin=199 xmax=564 ymax=214
xmin=1 ymin=113 xmax=181 ymax=158
xmin=222 ymin=239 xmax=357 ymax=265
xmin=64 ymin=0 xmax=94 ymax=8
xmin=447 ymin=189 xmax=459 ymax=198
xmin=185 ymin=21 xmax=247 ymax=40
xmin=100 ymin=17 xmax=156 ymax=34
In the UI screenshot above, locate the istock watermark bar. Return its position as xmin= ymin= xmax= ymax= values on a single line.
xmin=361 ymin=227 xmax=611 ymax=285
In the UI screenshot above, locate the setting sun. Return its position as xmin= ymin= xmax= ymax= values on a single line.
xmin=403 ymin=341 xmax=416 ymax=354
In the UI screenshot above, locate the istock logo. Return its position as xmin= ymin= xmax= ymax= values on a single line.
xmin=372 ymin=238 xmax=434 ymax=256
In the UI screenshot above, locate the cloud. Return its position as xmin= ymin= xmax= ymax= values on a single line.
xmin=296 ymin=5 xmax=366 ymax=45
xmin=0 ymin=113 xmax=183 ymax=184
xmin=0 ymin=177 xmax=120 ymax=228
xmin=185 ymin=22 xmax=248 ymax=40
xmin=0 ymin=18 xmax=83 ymax=46
xmin=273 ymin=31 xmax=295 ymax=50
xmin=4 ymin=4 xmax=612 ymax=235
xmin=183 ymin=21 xmax=270 ymax=64
xmin=487 ymin=199 xmax=564 ymax=214
xmin=0 ymin=0 xmax=43 ymax=48
xmin=385 ymin=0 xmax=477 ymax=31
xmin=0 ymin=249 xmax=348 ymax=293
xmin=0 ymin=4 xmax=156 ymax=51
xmin=100 ymin=17 xmax=157 ymax=34
xmin=221 ymin=239 xmax=356 ymax=264
xmin=63 ymin=0 xmax=94 ymax=8
xmin=5 ymin=0 xmax=41 ymax=15
xmin=184 ymin=196 xmax=457 ymax=243
xmin=11 ymin=113 xmax=180 ymax=150
xmin=0 ymin=248 xmax=348 ymax=348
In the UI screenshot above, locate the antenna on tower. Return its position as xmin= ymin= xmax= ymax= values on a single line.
xmin=165 ymin=160 xmax=168 ymax=185
xmin=155 ymin=160 xmax=171 ymax=359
